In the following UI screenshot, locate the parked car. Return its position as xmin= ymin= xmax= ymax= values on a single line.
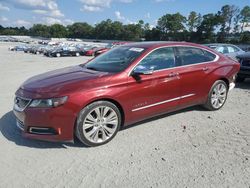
xmin=205 ymin=43 xmax=245 ymax=59
xmin=94 ymin=43 xmax=113 ymax=57
xmin=13 ymin=42 xmax=239 ymax=146
xmin=47 ymin=46 xmax=81 ymax=57
xmin=24 ymin=46 xmax=33 ymax=53
xmin=235 ymin=52 xmax=250 ymax=82
xmin=9 ymin=45 xmax=28 ymax=51
xmin=84 ymin=47 xmax=102 ymax=56
xmin=30 ymin=45 xmax=46 ymax=54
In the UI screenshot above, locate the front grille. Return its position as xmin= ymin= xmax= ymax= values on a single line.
xmin=14 ymin=96 xmax=31 ymax=112
xmin=242 ymin=59 xmax=250 ymax=67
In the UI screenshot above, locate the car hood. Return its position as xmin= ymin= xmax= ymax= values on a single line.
xmin=17 ymin=65 xmax=112 ymax=98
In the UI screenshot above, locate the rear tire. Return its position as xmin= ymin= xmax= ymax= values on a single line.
xmin=75 ymin=52 xmax=80 ymax=57
xmin=203 ymin=80 xmax=228 ymax=111
xmin=56 ymin=53 xmax=61 ymax=57
xmin=76 ymin=101 xmax=121 ymax=147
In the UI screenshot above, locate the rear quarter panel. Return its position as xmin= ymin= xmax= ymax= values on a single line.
xmin=201 ymin=57 xmax=240 ymax=103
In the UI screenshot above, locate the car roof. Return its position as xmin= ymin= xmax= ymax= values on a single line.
xmin=124 ymin=41 xmax=206 ymax=49
xmin=205 ymin=43 xmax=237 ymax=47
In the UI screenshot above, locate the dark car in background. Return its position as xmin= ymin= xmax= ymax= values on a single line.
xmin=205 ymin=43 xmax=245 ymax=60
xmin=236 ymin=52 xmax=250 ymax=82
xmin=47 ymin=46 xmax=81 ymax=57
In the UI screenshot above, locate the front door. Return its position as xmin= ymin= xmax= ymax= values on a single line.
xmin=126 ymin=47 xmax=181 ymax=123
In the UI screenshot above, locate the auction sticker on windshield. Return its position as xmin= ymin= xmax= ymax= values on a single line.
xmin=129 ymin=48 xmax=144 ymax=52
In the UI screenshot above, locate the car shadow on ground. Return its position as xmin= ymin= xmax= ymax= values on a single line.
xmin=121 ymin=105 xmax=207 ymax=131
xmin=0 ymin=106 xmax=207 ymax=149
xmin=0 ymin=111 xmax=86 ymax=149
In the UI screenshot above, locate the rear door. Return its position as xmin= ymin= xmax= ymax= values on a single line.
xmin=174 ymin=46 xmax=218 ymax=106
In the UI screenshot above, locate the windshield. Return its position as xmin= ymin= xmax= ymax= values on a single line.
xmin=84 ymin=46 xmax=146 ymax=73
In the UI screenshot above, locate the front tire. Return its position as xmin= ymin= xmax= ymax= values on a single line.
xmin=76 ymin=101 xmax=121 ymax=147
xmin=203 ymin=80 xmax=228 ymax=111
xmin=56 ymin=53 xmax=61 ymax=57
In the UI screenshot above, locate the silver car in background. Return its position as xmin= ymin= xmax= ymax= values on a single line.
xmin=204 ymin=43 xmax=245 ymax=60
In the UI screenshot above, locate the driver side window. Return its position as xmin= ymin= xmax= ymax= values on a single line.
xmin=136 ymin=47 xmax=175 ymax=71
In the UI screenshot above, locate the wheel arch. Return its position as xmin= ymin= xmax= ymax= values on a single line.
xmin=74 ymin=97 xmax=125 ymax=135
xmin=90 ymin=98 xmax=125 ymax=127
xmin=218 ymin=77 xmax=229 ymax=89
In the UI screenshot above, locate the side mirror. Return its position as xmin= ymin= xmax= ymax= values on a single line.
xmin=131 ymin=66 xmax=154 ymax=76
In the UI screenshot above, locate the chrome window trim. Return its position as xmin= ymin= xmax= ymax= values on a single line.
xmin=132 ymin=93 xmax=195 ymax=112
xmin=128 ymin=45 xmax=219 ymax=76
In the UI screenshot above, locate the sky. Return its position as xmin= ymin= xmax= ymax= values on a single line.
xmin=0 ymin=0 xmax=249 ymax=28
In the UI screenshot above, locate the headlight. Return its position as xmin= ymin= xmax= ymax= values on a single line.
xmin=29 ymin=96 xmax=68 ymax=108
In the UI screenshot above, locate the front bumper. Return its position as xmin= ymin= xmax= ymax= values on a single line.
xmin=13 ymin=103 xmax=76 ymax=142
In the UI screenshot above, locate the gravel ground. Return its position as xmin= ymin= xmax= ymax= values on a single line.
xmin=0 ymin=42 xmax=250 ymax=188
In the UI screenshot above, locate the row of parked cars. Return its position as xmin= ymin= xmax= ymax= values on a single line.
xmin=9 ymin=41 xmax=250 ymax=82
xmin=9 ymin=42 xmax=129 ymax=58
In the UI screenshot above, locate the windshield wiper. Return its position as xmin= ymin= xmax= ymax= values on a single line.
xmin=85 ymin=66 xmax=99 ymax=71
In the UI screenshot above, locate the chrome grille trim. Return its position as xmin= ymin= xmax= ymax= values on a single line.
xmin=14 ymin=96 xmax=31 ymax=112
xmin=16 ymin=119 xmax=25 ymax=131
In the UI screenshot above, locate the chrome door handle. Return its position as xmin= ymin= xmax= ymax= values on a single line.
xmin=168 ymin=72 xmax=179 ymax=77
xmin=202 ymin=67 xmax=209 ymax=71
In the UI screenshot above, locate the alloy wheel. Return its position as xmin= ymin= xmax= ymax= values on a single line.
xmin=82 ymin=106 xmax=118 ymax=144
xmin=211 ymin=83 xmax=227 ymax=109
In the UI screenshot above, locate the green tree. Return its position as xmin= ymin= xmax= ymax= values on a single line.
xmin=240 ymin=6 xmax=250 ymax=33
xmin=29 ymin=24 xmax=51 ymax=37
xmin=187 ymin=11 xmax=202 ymax=32
xmin=196 ymin=14 xmax=221 ymax=43
xmin=218 ymin=5 xmax=239 ymax=35
xmin=49 ymin=24 xmax=67 ymax=38
xmin=233 ymin=10 xmax=241 ymax=33
xmin=121 ymin=23 xmax=144 ymax=41
xmin=67 ymin=22 xmax=94 ymax=39
xmin=157 ymin=13 xmax=186 ymax=40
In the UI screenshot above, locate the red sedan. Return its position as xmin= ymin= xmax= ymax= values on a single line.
xmin=13 ymin=42 xmax=240 ymax=146
xmin=84 ymin=47 xmax=102 ymax=56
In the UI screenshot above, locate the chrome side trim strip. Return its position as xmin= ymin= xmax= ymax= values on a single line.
xmin=132 ymin=94 xmax=195 ymax=112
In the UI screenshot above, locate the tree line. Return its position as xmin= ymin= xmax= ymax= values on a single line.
xmin=0 ymin=4 xmax=250 ymax=44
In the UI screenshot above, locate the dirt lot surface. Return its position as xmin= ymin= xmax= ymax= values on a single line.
xmin=0 ymin=42 xmax=250 ymax=188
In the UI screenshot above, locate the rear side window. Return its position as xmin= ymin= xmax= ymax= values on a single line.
xmin=175 ymin=47 xmax=216 ymax=66
xmin=203 ymin=50 xmax=216 ymax=61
